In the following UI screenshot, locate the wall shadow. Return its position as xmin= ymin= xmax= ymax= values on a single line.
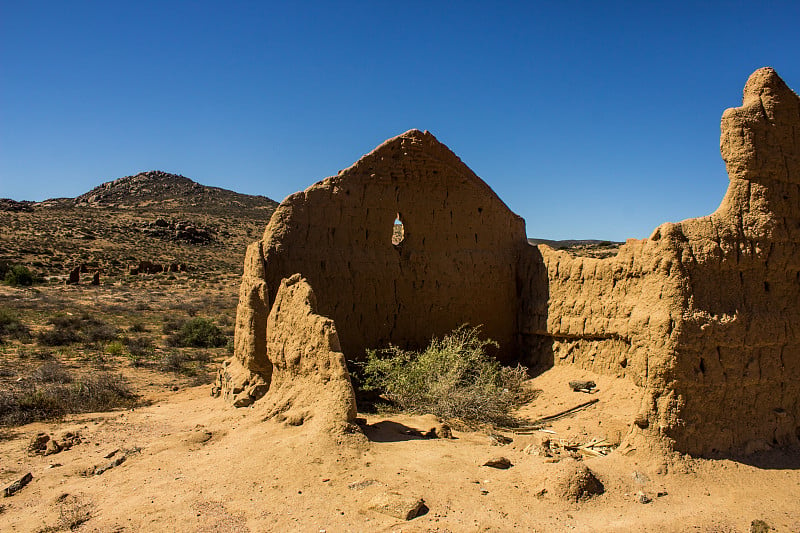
xmin=516 ymin=243 xmax=553 ymax=377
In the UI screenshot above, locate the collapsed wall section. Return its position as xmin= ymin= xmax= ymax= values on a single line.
xmin=258 ymin=274 xmax=357 ymax=433
xmin=525 ymin=68 xmax=800 ymax=455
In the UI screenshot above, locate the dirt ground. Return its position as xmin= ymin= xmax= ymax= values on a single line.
xmin=2 ymin=364 xmax=798 ymax=533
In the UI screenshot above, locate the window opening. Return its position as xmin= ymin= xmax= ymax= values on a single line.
xmin=392 ymin=214 xmax=405 ymax=246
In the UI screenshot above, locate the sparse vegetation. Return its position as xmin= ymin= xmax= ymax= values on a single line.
xmin=37 ymin=314 xmax=118 ymax=347
xmin=0 ymin=309 xmax=31 ymax=343
xmin=167 ymin=317 xmax=227 ymax=348
xmin=361 ymin=325 xmax=529 ymax=426
xmin=3 ymin=264 xmax=39 ymax=286
xmin=0 ymin=366 xmax=136 ymax=426
xmin=124 ymin=336 xmax=154 ymax=366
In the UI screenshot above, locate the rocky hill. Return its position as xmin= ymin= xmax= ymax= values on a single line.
xmin=0 ymin=172 xmax=279 ymax=278
xmin=74 ymin=170 xmax=275 ymax=213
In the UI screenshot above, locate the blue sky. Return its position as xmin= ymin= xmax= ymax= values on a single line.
xmin=1 ymin=1 xmax=798 ymax=240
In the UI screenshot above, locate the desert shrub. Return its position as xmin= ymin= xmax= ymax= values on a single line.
xmin=3 ymin=265 xmax=37 ymax=286
xmin=167 ymin=317 xmax=227 ymax=348
xmin=0 ymin=309 xmax=31 ymax=343
xmin=84 ymin=322 xmax=119 ymax=344
xmin=162 ymin=317 xmax=185 ymax=334
xmin=37 ymin=327 xmax=81 ymax=346
xmin=0 ymin=372 xmax=136 ymax=426
xmin=31 ymin=361 xmax=73 ymax=384
xmin=362 ymin=325 xmax=528 ymax=426
xmin=105 ymin=341 xmax=125 ymax=356
xmin=160 ymin=350 xmax=188 ymax=372
xmin=129 ymin=321 xmax=148 ymax=333
xmin=37 ymin=314 xmax=117 ymax=346
xmin=124 ymin=337 xmax=154 ymax=366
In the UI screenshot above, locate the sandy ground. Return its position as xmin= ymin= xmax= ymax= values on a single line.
xmin=2 ymin=365 xmax=799 ymax=532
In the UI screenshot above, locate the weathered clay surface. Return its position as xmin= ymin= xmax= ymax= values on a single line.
xmin=256 ymin=274 xmax=357 ymax=432
xmin=258 ymin=129 xmax=527 ymax=362
xmin=523 ymin=67 xmax=800 ymax=455
xmin=222 ymin=67 xmax=799 ymax=457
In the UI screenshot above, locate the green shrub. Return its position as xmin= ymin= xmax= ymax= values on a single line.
xmin=167 ymin=317 xmax=227 ymax=348
xmin=105 ymin=341 xmax=125 ymax=356
xmin=3 ymin=265 xmax=37 ymax=286
xmin=362 ymin=325 xmax=528 ymax=426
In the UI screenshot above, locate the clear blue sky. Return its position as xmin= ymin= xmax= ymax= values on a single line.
xmin=1 ymin=1 xmax=798 ymax=240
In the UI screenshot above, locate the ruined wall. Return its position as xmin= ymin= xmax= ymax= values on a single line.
xmin=257 ymin=274 xmax=357 ymax=433
xmin=524 ymin=68 xmax=800 ymax=455
xmin=220 ymin=67 xmax=798 ymax=457
xmin=252 ymin=129 xmax=527 ymax=364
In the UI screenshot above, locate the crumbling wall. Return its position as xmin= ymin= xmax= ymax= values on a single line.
xmin=219 ymin=68 xmax=798 ymax=457
xmin=525 ymin=68 xmax=800 ymax=455
xmin=234 ymin=129 xmax=527 ymax=378
xmin=257 ymin=274 xmax=357 ymax=433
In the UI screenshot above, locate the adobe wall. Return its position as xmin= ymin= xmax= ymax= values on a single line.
xmin=257 ymin=129 xmax=528 ymax=362
xmin=219 ymin=67 xmax=798 ymax=457
xmin=524 ymin=68 xmax=800 ymax=455
xmin=220 ymin=129 xmax=530 ymax=400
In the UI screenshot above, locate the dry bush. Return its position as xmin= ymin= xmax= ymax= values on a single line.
xmin=124 ymin=337 xmax=154 ymax=366
xmin=31 ymin=361 xmax=73 ymax=384
xmin=0 ymin=309 xmax=31 ymax=343
xmin=362 ymin=325 xmax=529 ymax=427
xmin=0 ymin=371 xmax=137 ymax=426
xmin=37 ymin=314 xmax=118 ymax=347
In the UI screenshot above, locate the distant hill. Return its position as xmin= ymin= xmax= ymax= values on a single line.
xmin=528 ymin=238 xmax=623 ymax=259
xmin=0 ymin=171 xmax=279 ymax=278
xmin=73 ymin=170 xmax=276 ymax=213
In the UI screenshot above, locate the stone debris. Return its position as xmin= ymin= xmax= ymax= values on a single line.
xmin=568 ymin=380 xmax=596 ymax=393
xmin=3 ymin=473 xmax=32 ymax=497
xmin=28 ymin=432 xmax=81 ymax=456
xmin=548 ymin=461 xmax=604 ymax=502
xmin=365 ymin=491 xmax=426 ymax=520
xmin=483 ymin=456 xmax=513 ymax=469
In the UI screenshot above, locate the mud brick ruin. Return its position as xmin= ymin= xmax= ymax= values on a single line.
xmin=216 ymin=67 xmax=799 ymax=457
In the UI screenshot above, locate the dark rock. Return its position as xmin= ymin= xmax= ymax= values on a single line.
xmin=66 ymin=266 xmax=80 ymax=285
xmin=91 ymin=272 xmax=100 ymax=285
xmin=483 ymin=456 xmax=513 ymax=469
xmin=3 ymin=473 xmax=32 ymax=497
xmin=569 ymin=380 xmax=596 ymax=392
xmin=92 ymin=455 xmax=125 ymax=475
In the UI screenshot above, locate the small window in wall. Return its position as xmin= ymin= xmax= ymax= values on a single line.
xmin=392 ymin=214 xmax=405 ymax=246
